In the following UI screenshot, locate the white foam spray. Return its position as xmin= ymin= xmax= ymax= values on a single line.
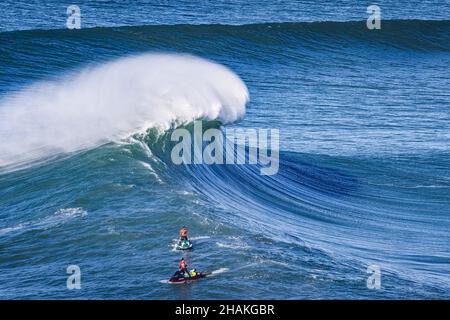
xmin=0 ymin=53 xmax=249 ymax=169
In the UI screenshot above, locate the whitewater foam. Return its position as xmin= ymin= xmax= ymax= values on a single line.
xmin=211 ymin=268 xmax=229 ymax=275
xmin=138 ymin=160 xmax=163 ymax=183
xmin=0 ymin=207 xmax=87 ymax=236
xmin=0 ymin=54 xmax=249 ymax=169
xmin=189 ymin=236 xmax=211 ymax=240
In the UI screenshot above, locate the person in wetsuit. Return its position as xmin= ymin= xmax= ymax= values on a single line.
xmin=179 ymin=226 xmax=189 ymax=241
xmin=178 ymin=257 xmax=190 ymax=278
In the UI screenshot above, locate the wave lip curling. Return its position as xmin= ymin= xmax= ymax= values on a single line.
xmin=0 ymin=53 xmax=249 ymax=168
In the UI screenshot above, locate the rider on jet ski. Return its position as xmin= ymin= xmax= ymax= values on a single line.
xmin=180 ymin=226 xmax=189 ymax=241
xmin=178 ymin=257 xmax=190 ymax=277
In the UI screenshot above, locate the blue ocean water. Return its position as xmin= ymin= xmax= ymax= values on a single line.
xmin=0 ymin=1 xmax=450 ymax=299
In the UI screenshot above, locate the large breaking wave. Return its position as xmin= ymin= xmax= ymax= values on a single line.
xmin=0 ymin=54 xmax=249 ymax=169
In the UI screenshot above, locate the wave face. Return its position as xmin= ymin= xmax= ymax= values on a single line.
xmin=1 ymin=17 xmax=450 ymax=299
xmin=0 ymin=54 xmax=248 ymax=169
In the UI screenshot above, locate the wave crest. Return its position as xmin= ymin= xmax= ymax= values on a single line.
xmin=0 ymin=53 xmax=249 ymax=169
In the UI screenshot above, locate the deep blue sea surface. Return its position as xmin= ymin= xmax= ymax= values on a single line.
xmin=0 ymin=1 xmax=449 ymax=299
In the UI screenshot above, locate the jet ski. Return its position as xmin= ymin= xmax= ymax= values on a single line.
xmin=169 ymin=270 xmax=211 ymax=284
xmin=176 ymin=239 xmax=193 ymax=250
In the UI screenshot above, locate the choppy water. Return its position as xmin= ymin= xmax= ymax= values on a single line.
xmin=0 ymin=1 xmax=449 ymax=299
